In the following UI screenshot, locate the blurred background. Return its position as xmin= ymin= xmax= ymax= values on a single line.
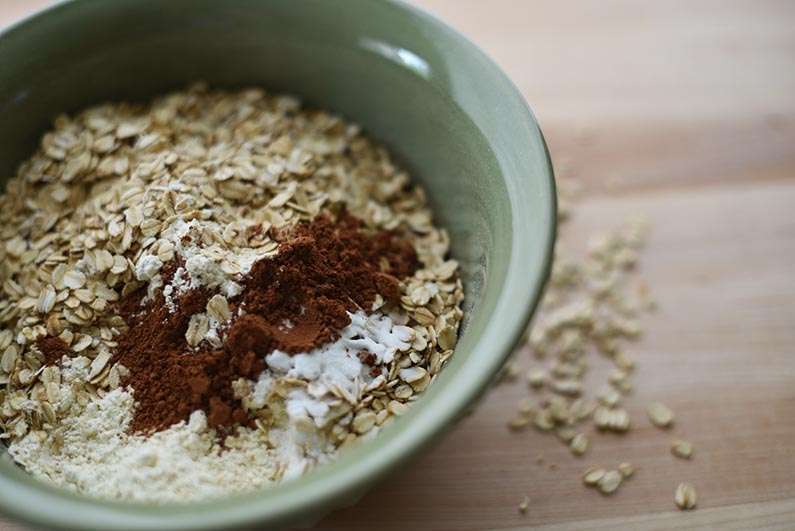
xmin=1 ymin=1 xmax=794 ymax=529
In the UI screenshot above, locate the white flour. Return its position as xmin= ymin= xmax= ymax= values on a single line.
xmin=157 ymin=218 xmax=256 ymax=311
xmin=9 ymin=388 xmax=330 ymax=502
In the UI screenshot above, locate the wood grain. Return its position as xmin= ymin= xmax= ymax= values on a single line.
xmin=2 ymin=1 xmax=795 ymax=529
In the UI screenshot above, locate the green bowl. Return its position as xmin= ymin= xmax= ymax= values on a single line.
xmin=0 ymin=0 xmax=555 ymax=528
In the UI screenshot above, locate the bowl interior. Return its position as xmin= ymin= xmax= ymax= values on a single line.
xmin=0 ymin=1 xmax=555 ymax=529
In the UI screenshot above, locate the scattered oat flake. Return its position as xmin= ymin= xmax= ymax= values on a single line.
xmin=597 ymin=470 xmax=623 ymax=495
xmin=497 ymin=361 xmax=520 ymax=384
xmin=504 ymin=169 xmax=683 ymax=512
xmin=583 ymin=467 xmax=606 ymax=486
xmin=518 ymin=495 xmax=530 ymax=514
xmin=517 ymin=397 xmax=536 ymax=416
xmin=618 ymin=462 xmax=634 ymax=478
xmin=674 ymin=483 xmax=697 ymax=510
xmin=569 ymin=433 xmax=589 ymax=456
xmin=533 ymin=409 xmax=555 ymax=432
xmin=508 ymin=416 xmax=530 ymax=431
xmin=647 ymin=402 xmax=674 ymax=428
xmin=556 ymin=426 xmax=576 ymax=443
xmin=671 ymin=439 xmax=693 ymax=459
xmin=526 ymin=368 xmax=547 ymax=389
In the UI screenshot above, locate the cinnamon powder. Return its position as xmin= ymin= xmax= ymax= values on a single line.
xmin=227 ymin=212 xmax=417 ymax=356
xmin=35 ymin=336 xmax=71 ymax=366
xmin=112 ymin=213 xmax=418 ymax=434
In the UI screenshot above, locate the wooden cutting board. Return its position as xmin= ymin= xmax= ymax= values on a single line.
xmin=2 ymin=1 xmax=794 ymax=529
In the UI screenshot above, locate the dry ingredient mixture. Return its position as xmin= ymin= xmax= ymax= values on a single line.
xmin=507 ymin=177 xmax=698 ymax=512
xmin=0 ymin=84 xmax=464 ymax=502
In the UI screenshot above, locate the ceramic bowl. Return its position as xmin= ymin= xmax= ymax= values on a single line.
xmin=0 ymin=0 xmax=555 ymax=528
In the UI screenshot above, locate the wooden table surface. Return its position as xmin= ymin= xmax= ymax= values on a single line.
xmin=2 ymin=1 xmax=795 ymax=530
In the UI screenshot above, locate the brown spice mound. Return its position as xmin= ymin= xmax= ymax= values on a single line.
xmin=227 ymin=212 xmax=417 ymax=356
xmin=113 ymin=212 xmax=418 ymax=434
xmin=35 ymin=336 xmax=71 ymax=366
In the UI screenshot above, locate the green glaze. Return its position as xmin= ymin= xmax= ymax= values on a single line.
xmin=0 ymin=0 xmax=555 ymax=529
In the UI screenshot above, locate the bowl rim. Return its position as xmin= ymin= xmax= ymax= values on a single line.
xmin=0 ymin=0 xmax=556 ymax=529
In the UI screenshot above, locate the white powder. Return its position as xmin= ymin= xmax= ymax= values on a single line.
xmin=163 ymin=266 xmax=189 ymax=312
xmin=155 ymin=218 xmax=259 ymax=313
xmin=184 ymin=254 xmax=225 ymax=288
xmin=222 ymin=280 xmax=243 ymax=298
xmin=9 ymin=388 xmax=332 ymax=503
xmin=264 ymin=311 xmax=413 ymax=427
xmin=204 ymin=312 xmax=225 ymax=349
xmin=145 ymin=273 xmax=163 ymax=303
